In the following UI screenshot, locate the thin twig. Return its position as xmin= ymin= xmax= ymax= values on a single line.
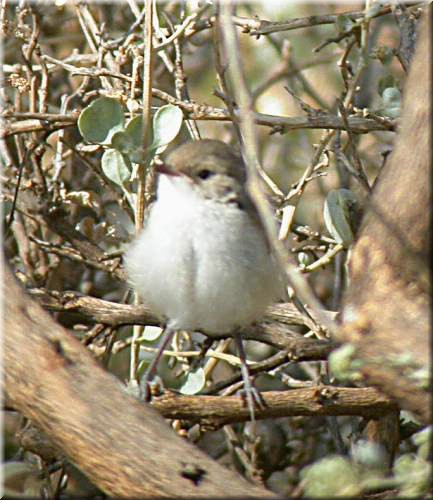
xmin=184 ymin=6 xmax=394 ymax=39
xmin=302 ymin=243 xmax=344 ymax=273
xmin=130 ymin=0 xmax=155 ymax=386
xmin=233 ymin=5 xmax=393 ymax=36
xmin=220 ymin=2 xmax=337 ymax=336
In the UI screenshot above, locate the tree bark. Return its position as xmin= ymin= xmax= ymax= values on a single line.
xmin=3 ymin=266 xmax=272 ymax=497
xmin=151 ymin=387 xmax=396 ymax=429
xmin=338 ymin=8 xmax=431 ymax=424
xmin=28 ymin=287 xmax=335 ymax=355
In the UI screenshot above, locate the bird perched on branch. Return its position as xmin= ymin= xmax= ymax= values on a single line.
xmin=126 ymin=139 xmax=283 ymax=421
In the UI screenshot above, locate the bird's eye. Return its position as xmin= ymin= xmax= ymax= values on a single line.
xmin=197 ymin=169 xmax=213 ymax=180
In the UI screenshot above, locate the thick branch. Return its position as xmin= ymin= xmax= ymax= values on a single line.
xmin=3 ymin=267 xmax=270 ymax=497
xmin=152 ymin=387 xmax=398 ymax=429
xmin=339 ymin=8 xmax=431 ymax=424
xmin=29 ymin=288 xmax=335 ymax=357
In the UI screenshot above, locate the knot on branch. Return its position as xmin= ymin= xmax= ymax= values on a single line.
xmin=313 ymin=386 xmax=339 ymax=403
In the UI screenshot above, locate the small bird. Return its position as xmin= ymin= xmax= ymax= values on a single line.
xmin=126 ymin=139 xmax=282 ymax=419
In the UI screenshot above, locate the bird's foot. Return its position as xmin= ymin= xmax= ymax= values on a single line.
xmin=124 ymin=376 xmax=163 ymax=402
xmin=239 ymin=374 xmax=268 ymax=427
xmin=139 ymin=375 xmax=164 ymax=402
xmin=239 ymin=382 xmax=266 ymax=411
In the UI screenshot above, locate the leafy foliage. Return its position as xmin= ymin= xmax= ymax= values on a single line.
xmin=78 ymin=98 xmax=183 ymax=188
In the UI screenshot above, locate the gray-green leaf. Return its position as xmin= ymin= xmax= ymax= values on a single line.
xmin=78 ymin=97 xmax=125 ymax=144
xmin=101 ymin=149 xmax=131 ymax=186
xmin=329 ymin=343 xmax=363 ymax=382
xmin=366 ymin=2 xmax=382 ymax=19
xmin=151 ymin=104 xmax=183 ymax=152
xmin=335 ymin=14 xmax=354 ymax=33
xmin=143 ymin=326 xmax=163 ymax=341
xmin=301 ymin=456 xmax=361 ymax=497
xmin=111 ymin=115 xmax=143 ymax=153
xmin=180 ymin=367 xmax=206 ymax=395
xmin=323 ymin=189 xmax=358 ymax=248
xmin=120 ymin=115 xmax=147 ymax=163
xmin=297 ymin=251 xmax=312 ymax=268
xmin=381 ymin=87 xmax=401 ymax=118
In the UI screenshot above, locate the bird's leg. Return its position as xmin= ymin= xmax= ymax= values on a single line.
xmin=140 ymin=326 xmax=176 ymax=401
xmin=233 ymin=332 xmax=266 ymax=425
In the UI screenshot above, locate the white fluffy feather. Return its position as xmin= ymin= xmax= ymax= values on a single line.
xmin=126 ymin=174 xmax=281 ymax=334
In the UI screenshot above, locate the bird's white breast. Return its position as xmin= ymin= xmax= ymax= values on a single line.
xmin=125 ymin=175 xmax=281 ymax=334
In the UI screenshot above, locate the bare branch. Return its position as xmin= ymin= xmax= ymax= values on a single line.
xmin=28 ymin=288 xmax=336 ymax=356
xmin=152 ymin=387 xmax=398 ymax=429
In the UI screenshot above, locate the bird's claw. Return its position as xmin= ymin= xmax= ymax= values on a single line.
xmin=239 ymin=383 xmax=266 ymax=411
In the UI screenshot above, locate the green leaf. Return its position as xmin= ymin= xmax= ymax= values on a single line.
xmin=335 ymin=14 xmax=354 ymax=33
xmin=111 ymin=115 xmax=147 ymax=164
xmin=143 ymin=326 xmax=163 ymax=341
xmin=297 ymin=251 xmax=312 ymax=268
xmin=382 ymin=87 xmax=401 ymax=106
xmin=125 ymin=115 xmax=145 ymax=146
xmin=381 ymin=87 xmax=401 ymax=118
xmin=329 ymin=343 xmax=363 ymax=382
xmin=400 ymin=410 xmax=421 ymax=426
xmin=417 ymin=441 xmax=430 ymax=461
xmin=110 ymin=105 xmax=182 ymax=164
xmin=151 ymin=105 xmax=183 ymax=152
xmin=301 ymin=456 xmax=361 ymax=497
xmin=78 ymin=97 xmax=125 ymax=144
xmin=111 ymin=131 xmax=134 ymax=154
xmin=394 ymin=454 xmax=429 ymax=481
xmin=180 ymin=367 xmax=206 ymax=395
xmin=366 ymin=2 xmax=382 ymax=19
xmin=101 ymin=149 xmax=131 ymax=186
xmin=413 ymin=427 xmax=431 ymax=459
xmin=323 ymin=189 xmax=358 ymax=248
xmin=394 ymin=453 xmax=431 ymax=497
xmin=111 ymin=116 xmax=142 ymax=152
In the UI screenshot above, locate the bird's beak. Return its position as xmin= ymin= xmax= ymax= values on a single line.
xmin=155 ymin=163 xmax=181 ymax=177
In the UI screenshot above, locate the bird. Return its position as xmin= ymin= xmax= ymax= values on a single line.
xmin=125 ymin=139 xmax=283 ymax=421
